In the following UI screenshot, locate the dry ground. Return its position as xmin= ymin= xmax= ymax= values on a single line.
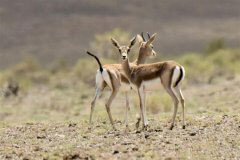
xmin=0 ymin=76 xmax=240 ymax=159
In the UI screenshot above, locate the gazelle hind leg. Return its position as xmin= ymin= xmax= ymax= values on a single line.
xmin=137 ymin=85 xmax=148 ymax=130
xmin=174 ymin=86 xmax=185 ymax=129
xmin=164 ymin=86 xmax=179 ymax=130
xmin=142 ymin=85 xmax=148 ymax=127
xmin=135 ymin=86 xmax=147 ymax=130
xmin=105 ymin=87 xmax=119 ymax=130
xmin=89 ymin=82 xmax=105 ymax=129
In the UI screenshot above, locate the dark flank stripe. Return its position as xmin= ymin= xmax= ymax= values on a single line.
xmin=174 ymin=67 xmax=183 ymax=87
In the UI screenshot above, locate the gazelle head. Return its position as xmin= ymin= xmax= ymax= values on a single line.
xmin=111 ymin=37 xmax=136 ymax=61
xmin=137 ymin=32 xmax=157 ymax=57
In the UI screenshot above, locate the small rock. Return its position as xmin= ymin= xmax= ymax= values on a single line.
xmin=113 ymin=150 xmax=119 ymax=154
xmin=13 ymin=144 xmax=19 ymax=148
xmin=5 ymin=155 xmax=12 ymax=159
xmin=114 ymin=133 xmax=120 ymax=137
xmin=189 ymin=132 xmax=197 ymax=136
xmin=26 ymin=122 xmax=34 ymax=125
xmin=33 ymin=146 xmax=41 ymax=151
xmin=136 ymin=130 xmax=141 ymax=134
xmin=63 ymin=153 xmax=81 ymax=160
xmin=37 ymin=135 xmax=46 ymax=139
xmin=222 ymin=114 xmax=228 ymax=119
xmin=122 ymin=142 xmax=132 ymax=145
xmin=122 ymin=150 xmax=128 ymax=153
xmin=144 ymin=134 xmax=150 ymax=139
xmin=56 ymin=134 xmax=65 ymax=138
xmin=68 ymin=123 xmax=77 ymax=127
xmin=155 ymin=129 xmax=163 ymax=132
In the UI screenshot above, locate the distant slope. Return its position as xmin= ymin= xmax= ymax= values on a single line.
xmin=0 ymin=0 xmax=239 ymax=68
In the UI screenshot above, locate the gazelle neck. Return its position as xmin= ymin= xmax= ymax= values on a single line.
xmin=122 ymin=59 xmax=132 ymax=80
xmin=134 ymin=47 xmax=147 ymax=65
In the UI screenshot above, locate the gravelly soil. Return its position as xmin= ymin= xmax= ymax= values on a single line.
xmin=1 ymin=77 xmax=240 ymax=159
xmin=0 ymin=114 xmax=240 ymax=160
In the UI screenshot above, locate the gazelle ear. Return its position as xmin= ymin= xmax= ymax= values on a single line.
xmin=136 ymin=34 xmax=144 ymax=47
xmin=145 ymin=33 xmax=157 ymax=47
xmin=111 ymin=38 xmax=120 ymax=49
xmin=129 ymin=36 xmax=136 ymax=49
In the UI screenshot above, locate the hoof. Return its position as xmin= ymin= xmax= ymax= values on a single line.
xmin=88 ymin=126 xmax=92 ymax=131
xmin=142 ymin=124 xmax=149 ymax=131
xmin=169 ymin=125 xmax=174 ymax=130
xmin=136 ymin=121 xmax=140 ymax=130
xmin=124 ymin=127 xmax=130 ymax=134
xmin=182 ymin=125 xmax=186 ymax=129
xmin=135 ymin=118 xmax=141 ymax=130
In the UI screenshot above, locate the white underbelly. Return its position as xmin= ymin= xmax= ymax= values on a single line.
xmin=120 ymin=78 xmax=162 ymax=92
xmin=143 ymin=78 xmax=161 ymax=91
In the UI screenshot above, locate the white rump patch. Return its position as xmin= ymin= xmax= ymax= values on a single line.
xmin=96 ymin=70 xmax=104 ymax=87
xmin=172 ymin=66 xmax=181 ymax=87
xmin=101 ymin=69 xmax=113 ymax=90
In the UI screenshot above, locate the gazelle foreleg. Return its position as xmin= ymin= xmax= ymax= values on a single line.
xmin=135 ymin=85 xmax=147 ymax=130
xmin=124 ymin=91 xmax=130 ymax=128
xmin=137 ymin=85 xmax=148 ymax=130
xmin=124 ymin=91 xmax=131 ymax=133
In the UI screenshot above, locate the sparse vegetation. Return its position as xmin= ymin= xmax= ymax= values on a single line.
xmin=205 ymin=38 xmax=225 ymax=54
xmin=1 ymin=28 xmax=240 ymax=159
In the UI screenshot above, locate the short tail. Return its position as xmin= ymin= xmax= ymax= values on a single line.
xmin=86 ymin=51 xmax=103 ymax=73
xmin=174 ymin=66 xmax=185 ymax=87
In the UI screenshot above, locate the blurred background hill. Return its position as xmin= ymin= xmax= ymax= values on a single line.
xmin=0 ymin=0 xmax=240 ymax=68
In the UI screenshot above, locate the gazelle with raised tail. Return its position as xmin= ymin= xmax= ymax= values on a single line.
xmin=111 ymin=33 xmax=186 ymax=130
xmin=86 ymin=33 xmax=157 ymax=131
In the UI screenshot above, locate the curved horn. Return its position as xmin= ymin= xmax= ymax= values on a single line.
xmin=145 ymin=33 xmax=157 ymax=47
xmin=141 ymin=32 xmax=146 ymax=42
xmin=147 ymin=32 xmax=151 ymax=39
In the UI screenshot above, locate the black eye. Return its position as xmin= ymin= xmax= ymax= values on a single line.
xmin=127 ymin=49 xmax=130 ymax=53
xmin=118 ymin=49 xmax=121 ymax=52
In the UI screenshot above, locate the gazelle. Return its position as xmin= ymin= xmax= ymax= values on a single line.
xmin=87 ymin=33 xmax=157 ymax=130
xmin=111 ymin=33 xmax=186 ymax=130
